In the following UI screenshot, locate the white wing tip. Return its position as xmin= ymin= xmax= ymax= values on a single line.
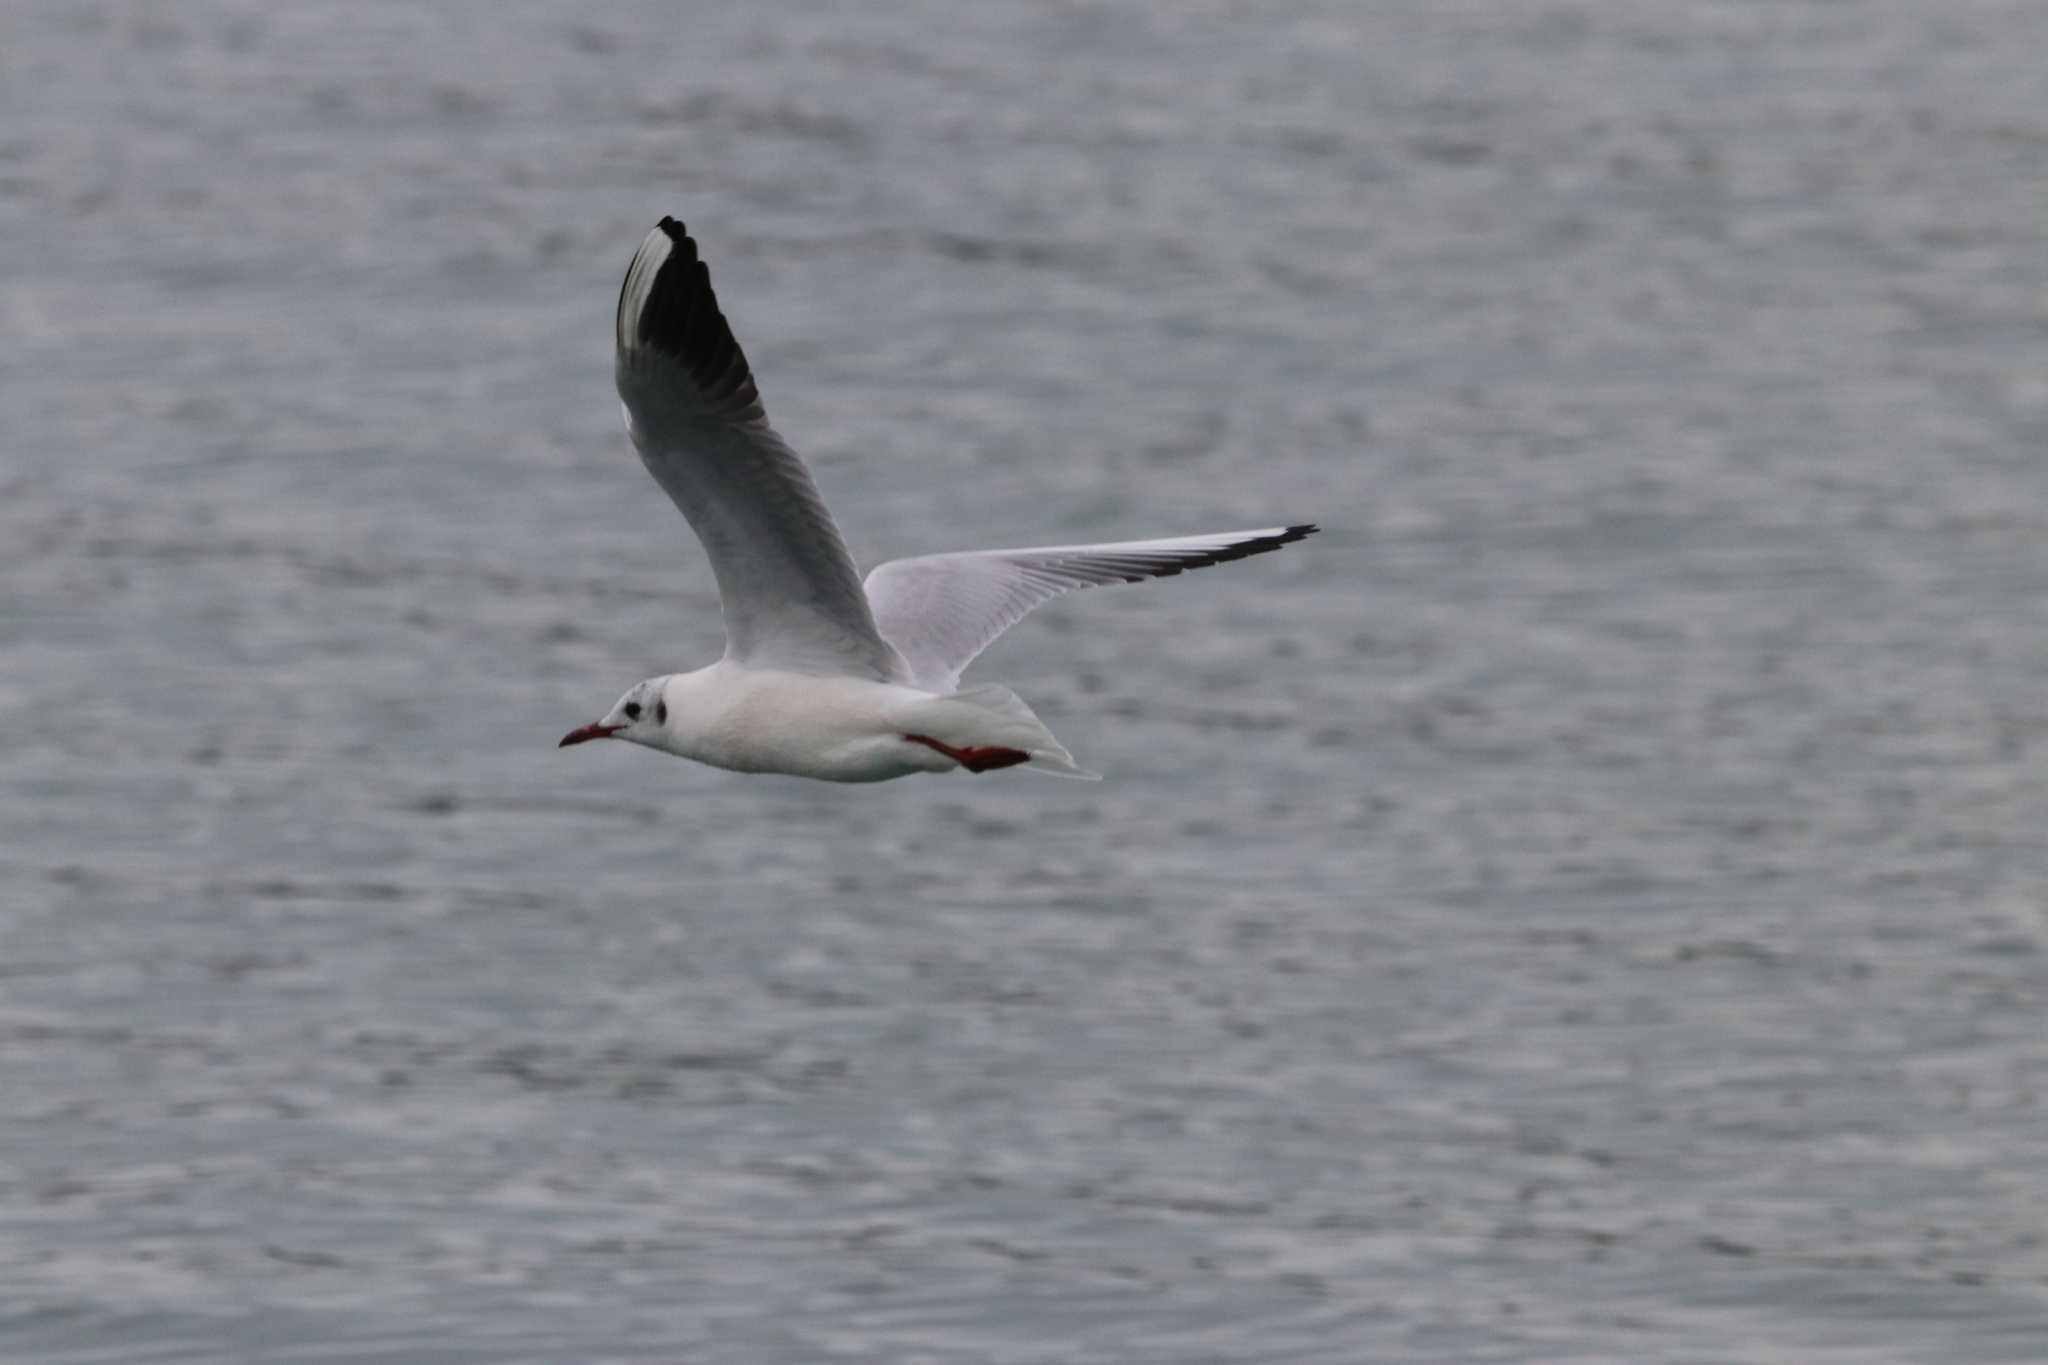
xmin=615 ymin=220 xmax=677 ymax=354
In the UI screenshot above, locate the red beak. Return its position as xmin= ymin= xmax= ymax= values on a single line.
xmin=558 ymin=722 xmax=625 ymax=748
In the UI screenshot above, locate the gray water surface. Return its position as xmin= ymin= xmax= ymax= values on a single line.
xmin=7 ymin=2 xmax=2048 ymax=1361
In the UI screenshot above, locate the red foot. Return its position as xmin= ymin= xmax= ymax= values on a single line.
xmin=903 ymin=734 xmax=1031 ymax=773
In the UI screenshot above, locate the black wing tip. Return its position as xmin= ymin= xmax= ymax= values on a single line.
xmin=1091 ymin=524 xmax=1319 ymax=581
xmin=623 ymin=215 xmax=761 ymax=415
xmin=1201 ymin=523 xmax=1320 ymax=561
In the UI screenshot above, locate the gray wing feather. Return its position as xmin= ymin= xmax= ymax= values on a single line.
xmin=864 ymin=525 xmax=1317 ymax=692
xmin=615 ymin=219 xmax=907 ymax=681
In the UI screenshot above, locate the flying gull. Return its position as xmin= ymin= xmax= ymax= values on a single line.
xmin=559 ymin=218 xmax=1317 ymax=781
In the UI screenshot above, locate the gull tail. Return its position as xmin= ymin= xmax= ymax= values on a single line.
xmin=896 ymin=685 xmax=1101 ymax=780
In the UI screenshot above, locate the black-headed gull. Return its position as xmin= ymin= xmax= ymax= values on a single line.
xmin=559 ymin=218 xmax=1318 ymax=782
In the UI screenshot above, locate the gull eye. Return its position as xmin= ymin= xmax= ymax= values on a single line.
xmin=655 ymin=700 xmax=667 ymax=724
xmin=622 ymin=702 xmax=642 ymax=720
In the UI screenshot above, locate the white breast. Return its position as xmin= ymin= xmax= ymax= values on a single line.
xmin=673 ymin=667 xmax=950 ymax=782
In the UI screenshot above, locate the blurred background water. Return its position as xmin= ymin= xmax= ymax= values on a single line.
xmin=5 ymin=1 xmax=2048 ymax=1360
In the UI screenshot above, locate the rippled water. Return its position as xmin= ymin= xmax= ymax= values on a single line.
xmin=6 ymin=1 xmax=2048 ymax=1360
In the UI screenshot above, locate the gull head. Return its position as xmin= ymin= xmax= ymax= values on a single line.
xmin=559 ymin=678 xmax=670 ymax=750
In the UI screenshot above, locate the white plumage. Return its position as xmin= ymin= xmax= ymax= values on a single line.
xmin=559 ymin=218 xmax=1318 ymax=782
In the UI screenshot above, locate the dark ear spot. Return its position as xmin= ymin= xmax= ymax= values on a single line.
xmin=655 ymin=699 xmax=667 ymax=724
xmin=622 ymin=701 xmax=642 ymax=720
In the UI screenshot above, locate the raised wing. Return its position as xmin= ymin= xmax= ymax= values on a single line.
xmin=864 ymin=525 xmax=1318 ymax=692
xmin=615 ymin=218 xmax=907 ymax=681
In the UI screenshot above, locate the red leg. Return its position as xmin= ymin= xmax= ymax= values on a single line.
xmin=903 ymin=734 xmax=1031 ymax=773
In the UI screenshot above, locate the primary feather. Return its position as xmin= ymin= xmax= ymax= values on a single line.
xmin=864 ymin=524 xmax=1319 ymax=692
xmin=615 ymin=218 xmax=909 ymax=681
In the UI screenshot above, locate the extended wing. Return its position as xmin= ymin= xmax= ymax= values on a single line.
xmin=615 ymin=219 xmax=907 ymax=681
xmin=864 ymin=525 xmax=1317 ymax=692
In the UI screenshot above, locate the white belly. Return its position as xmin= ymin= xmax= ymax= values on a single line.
xmin=690 ymin=671 xmax=955 ymax=783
